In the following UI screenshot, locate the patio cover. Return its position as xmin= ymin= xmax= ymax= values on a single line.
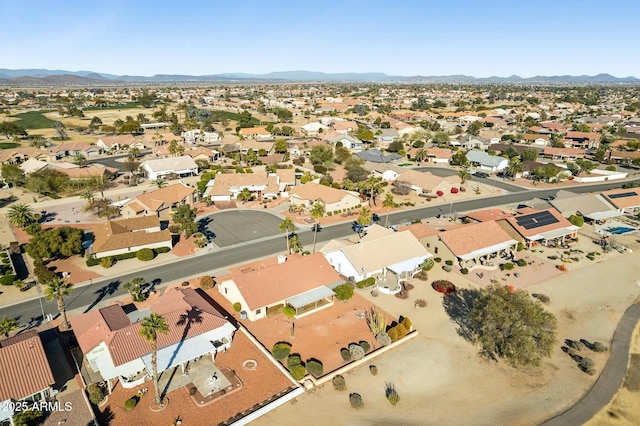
xmin=387 ymin=256 xmax=429 ymax=274
xmin=458 ymin=240 xmax=518 ymax=261
xmin=583 ymin=210 xmax=624 ymax=221
xmin=142 ymin=335 xmax=215 ymax=374
xmin=288 ymin=286 xmax=334 ymax=309
xmin=530 ymin=225 xmax=581 ymax=241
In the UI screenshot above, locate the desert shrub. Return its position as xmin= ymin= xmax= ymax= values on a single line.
xmin=306 ymin=359 xmax=323 ymax=378
xmin=356 ymin=277 xmax=376 ymax=289
xmin=579 ymin=357 xmax=595 ymax=375
xmin=333 ymin=283 xmax=354 ymax=301
xmin=369 ymin=365 xmax=378 ymax=376
xmin=100 ymin=256 xmax=114 ymax=268
xmin=271 ymin=342 xmax=292 ymax=360
xmin=340 ymin=348 xmax=352 ymax=362
xmin=568 ymin=215 xmax=584 ymax=227
xmin=289 ymin=364 xmax=307 ymax=380
xmin=516 ymin=259 xmax=527 ymax=267
xmin=385 ymin=383 xmax=400 ymax=406
xmin=414 ymin=298 xmax=427 ymax=308
xmin=332 ymin=375 xmax=346 ymax=391
xmin=517 ymin=242 xmax=524 ymax=251
xmin=388 ymin=327 xmax=398 ymax=342
xmin=401 ymin=317 xmax=412 ymax=331
xmin=432 ymin=280 xmax=456 ymax=295
xmin=460 ymin=267 xmax=469 ymax=274
xmin=0 ymin=274 xmax=16 ymax=285
xmin=189 ymin=387 xmax=197 ymax=396
xmin=434 ymin=257 xmax=442 ymax=263
xmin=168 ymin=224 xmax=181 ymax=234
xmin=12 ymin=410 xmax=43 ymax=426
xmin=593 ymin=341 xmax=607 ymax=352
xmin=87 ymin=383 xmax=106 ymax=405
xmin=422 ymin=258 xmax=435 ymax=271
xmin=124 ymin=397 xmax=138 ymax=410
xmin=388 ymin=323 xmax=408 ymax=342
xmin=445 ymin=259 xmax=453 ymax=266
xmin=376 ymin=332 xmax=391 ymax=346
xmin=283 ymin=305 xmax=296 ymax=318
xmin=349 ymin=343 xmax=365 ymax=361
xmin=501 ymin=262 xmax=515 ymax=270
xmin=287 ymin=354 xmax=302 ymax=370
xmin=532 ymin=293 xmax=550 ymax=304
xmin=86 ymin=256 xmax=100 ymax=267
xmin=137 ymin=248 xmax=155 ymax=261
xmin=199 ymin=276 xmax=214 ymax=290
xmin=360 ymin=341 xmax=371 ymax=353
xmin=233 ymin=302 xmax=242 ymax=312
xmin=349 ymin=393 xmax=363 ymax=409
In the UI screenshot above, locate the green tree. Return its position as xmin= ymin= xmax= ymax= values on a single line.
xmin=274 ymin=138 xmax=288 ymax=154
xmin=450 ymin=151 xmax=469 ymax=166
xmin=279 ymin=217 xmax=295 ymax=254
xmin=139 ymin=313 xmax=169 ymax=408
xmin=576 ymin=159 xmax=596 ymax=175
xmin=520 ymin=148 xmax=539 ymax=162
xmin=0 ymin=121 xmax=28 ymax=139
xmin=362 ymin=176 xmax=384 ymax=206
xmin=382 ymin=193 xmax=397 ymax=228
xmin=44 ymin=277 xmax=73 ymax=330
xmin=73 ymin=153 xmax=87 ymax=168
xmin=568 ymin=215 xmax=584 ymax=227
xmin=154 ymin=177 xmax=168 ymax=189
xmin=52 ymin=121 xmax=67 ymax=140
xmin=309 ymin=145 xmax=334 ymax=167
xmin=334 ymin=145 xmax=352 ymax=164
xmin=89 ymin=116 xmax=102 ymax=130
xmin=413 ymin=148 xmax=428 ymax=163
xmin=1 ymin=163 xmax=26 ymax=187
xmin=457 ymin=169 xmax=472 ymax=185
xmin=310 ymin=202 xmax=325 ymax=253
xmin=0 ymin=316 xmax=18 ymax=338
xmin=236 ymin=187 xmax=254 ymax=203
xmin=468 ymin=121 xmax=483 ymax=136
xmin=432 ymin=131 xmax=450 ymax=145
xmin=7 ymin=203 xmax=35 ymax=229
xmin=80 ymin=189 xmax=96 ymax=209
xmin=470 ymin=285 xmax=557 ymax=368
xmin=171 ymin=204 xmax=198 ymax=237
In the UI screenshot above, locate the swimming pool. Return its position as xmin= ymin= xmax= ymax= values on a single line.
xmin=607 ymin=226 xmax=637 ymax=235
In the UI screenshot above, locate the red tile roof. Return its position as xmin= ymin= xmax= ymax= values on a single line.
xmin=0 ymin=334 xmax=54 ymax=401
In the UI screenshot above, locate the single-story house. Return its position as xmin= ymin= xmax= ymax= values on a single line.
xmin=50 ymin=142 xmax=102 ymax=158
xmin=504 ymin=208 xmax=580 ymax=247
xmin=90 ymin=215 xmax=173 ymax=258
xmin=0 ymin=331 xmax=56 ymax=425
xmin=465 ymin=150 xmax=509 ymax=172
xmin=185 ymin=147 xmax=220 ymax=162
xmin=239 ymin=127 xmax=272 ymax=140
xmin=549 ymin=190 xmax=623 ymax=221
xmin=69 ymin=288 xmax=236 ymax=392
xmin=321 ymin=225 xmax=432 ymax=282
xmin=355 ymin=149 xmax=401 ymax=163
xmin=217 ymin=253 xmax=344 ymax=321
xmin=601 ymin=188 xmax=640 ymax=213
xmin=140 ymin=155 xmax=199 ymax=180
xmin=543 ymin=147 xmax=586 ymax=161
xmin=433 ymin=220 xmax=520 ymax=268
xmin=204 ymin=172 xmax=281 ymax=202
xmin=565 ymin=131 xmax=601 ymax=150
xmin=332 ymin=120 xmax=358 ymax=135
xmin=0 ymin=147 xmax=54 ymax=165
xmin=97 ymin=135 xmax=141 ymax=151
xmin=289 ymin=182 xmax=361 ymax=213
xmin=301 ymin=122 xmax=329 ymax=137
xmin=121 ymin=182 xmax=199 ymax=218
xmin=462 ymin=208 xmax=513 ymax=223
xmin=325 ymin=134 xmax=364 ymax=152
xmin=393 ymin=170 xmax=460 ymax=196
xmin=459 ymin=134 xmax=492 ymax=151
xmin=375 ymin=129 xmax=400 ymax=146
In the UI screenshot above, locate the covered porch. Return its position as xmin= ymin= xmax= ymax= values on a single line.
xmin=286 ymin=286 xmax=335 ymax=318
xmin=458 ymin=240 xmax=519 ymax=268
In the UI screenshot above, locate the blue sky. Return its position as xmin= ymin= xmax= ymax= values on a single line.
xmin=2 ymin=0 xmax=638 ymax=77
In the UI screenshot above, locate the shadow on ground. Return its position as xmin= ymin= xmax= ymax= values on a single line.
xmin=442 ymin=287 xmax=480 ymax=342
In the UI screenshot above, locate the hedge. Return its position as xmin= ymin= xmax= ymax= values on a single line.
xmin=0 ymin=274 xmax=17 ymax=286
xmin=290 ymin=364 xmax=307 ymax=380
xmin=306 ymin=359 xmax=323 ymax=378
xmin=137 ymin=248 xmax=155 ymax=261
xmin=87 ymin=247 xmax=171 ymax=266
xmin=287 ymin=354 xmax=302 ymax=370
xmin=356 ymin=277 xmax=376 ymax=289
xmin=333 ymin=284 xmax=354 ymax=301
xmin=271 ymin=342 xmax=292 ymax=360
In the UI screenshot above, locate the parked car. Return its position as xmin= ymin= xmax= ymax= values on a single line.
xmin=474 ymin=171 xmax=490 ymax=178
xmin=372 ymin=213 xmax=380 ymax=222
xmin=204 ymin=229 xmax=215 ymax=239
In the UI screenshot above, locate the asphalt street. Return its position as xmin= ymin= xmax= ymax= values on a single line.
xmin=0 ymin=179 xmax=634 ymax=325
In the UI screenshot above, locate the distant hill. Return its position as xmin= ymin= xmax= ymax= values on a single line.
xmin=0 ymin=68 xmax=637 ymax=85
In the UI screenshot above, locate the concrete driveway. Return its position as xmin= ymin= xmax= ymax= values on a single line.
xmin=200 ymin=209 xmax=287 ymax=248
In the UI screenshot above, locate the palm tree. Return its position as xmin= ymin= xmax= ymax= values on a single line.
xmin=6 ymin=203 xmax=35 ymax=229
xmin=90 ymin=175 xmax=110 ymax=198
xmin=382 ymin=193 xmax=397 ymax=228
xmin=310 ymin=202 xmax=325 ymax=253
xmin=294 ymin=204 xmax=305 ymax=216
xmin=128 ymin=147 xmax=140 ymax=158
xmin=506 ymin=158 xmax=523 ymax=179
xmin=124 ymin=277 xmax=146 ymax=302
xmin=363 ymin=176 xmax=384 ymax=206
xmin=279 ymin=217 xmax=295 ymax=254
xmin=357 ymin=206 xmax=372 ymax=227
xmin=139 ymin=313 xmax=169 ymax=408
xmin=44 ymin=278 xmax=73 ymax=330
xmin=80 ymin=189 xmax=96 ymax=209
xmin=154 ymin=178 xmax=168 ymax=189
xmin=413 ymin=148 xmax=428 ymax=163
xmin=73 ymin=153 xmax=87 ymax=168
xmin=0 ymin=316 xmax=18 ymax=338
xmin=457 ymin=169 xmax=472 ymax=185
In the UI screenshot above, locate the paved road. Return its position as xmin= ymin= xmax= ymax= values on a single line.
xmin=202 ymin=210 xmax=285 ymax=247
xmin=540 ymin=302 xmax=640 ymax=426
xmin=414 ymin=166 xmax=525 ymax=193
xmin=0 ymin=179 xmax=636 ymax=325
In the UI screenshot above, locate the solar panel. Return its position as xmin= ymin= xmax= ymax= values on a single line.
xmin=608 ymin=191 xmax=638 ymax=199
xmin=515 ymin=211 xmax=560 ymax=230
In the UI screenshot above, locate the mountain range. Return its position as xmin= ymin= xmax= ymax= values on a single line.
xmin=0 ymin=69 xmax=638 ymax=85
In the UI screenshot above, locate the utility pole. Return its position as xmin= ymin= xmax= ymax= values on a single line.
xmin=35 ymin=279 xmax=46 ymax=323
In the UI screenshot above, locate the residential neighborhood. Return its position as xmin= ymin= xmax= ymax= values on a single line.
xmin=1 ymin=36 xmax=640 ymax=426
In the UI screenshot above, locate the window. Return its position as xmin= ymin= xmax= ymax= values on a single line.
xmin=256 ymin=309 xmax=261 ymax=315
